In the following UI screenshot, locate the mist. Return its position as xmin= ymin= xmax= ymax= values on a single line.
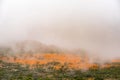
xmin=0 ymin=0 xmax=120 ymax=60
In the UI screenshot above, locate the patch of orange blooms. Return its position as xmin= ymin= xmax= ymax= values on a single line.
xmin=0 ymin=53 xmax=120 ymax=70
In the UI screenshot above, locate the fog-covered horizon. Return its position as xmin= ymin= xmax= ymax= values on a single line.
xmin=0 ymin=0 xmax=120 ymax=59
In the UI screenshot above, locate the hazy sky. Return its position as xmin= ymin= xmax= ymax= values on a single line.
xmin=0 ymin=0 xmax=120 ymax=59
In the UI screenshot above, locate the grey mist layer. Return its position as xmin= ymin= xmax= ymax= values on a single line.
xmin=0 ymin=0 xmax=120 ymax=59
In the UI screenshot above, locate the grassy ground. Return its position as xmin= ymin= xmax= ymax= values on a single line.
xmin=0 ymin=60 xmax=120 ymax=80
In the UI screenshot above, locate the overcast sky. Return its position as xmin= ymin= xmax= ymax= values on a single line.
xmin=0 ymin=0 xmax=120 ymax=59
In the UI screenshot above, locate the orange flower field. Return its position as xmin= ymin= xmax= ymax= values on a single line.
xmin=1 ymin=53 xmax=120 ymax=70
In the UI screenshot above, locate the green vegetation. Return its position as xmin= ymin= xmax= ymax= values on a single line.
xmin=0 ymin=60 xmax=120 ymax=80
